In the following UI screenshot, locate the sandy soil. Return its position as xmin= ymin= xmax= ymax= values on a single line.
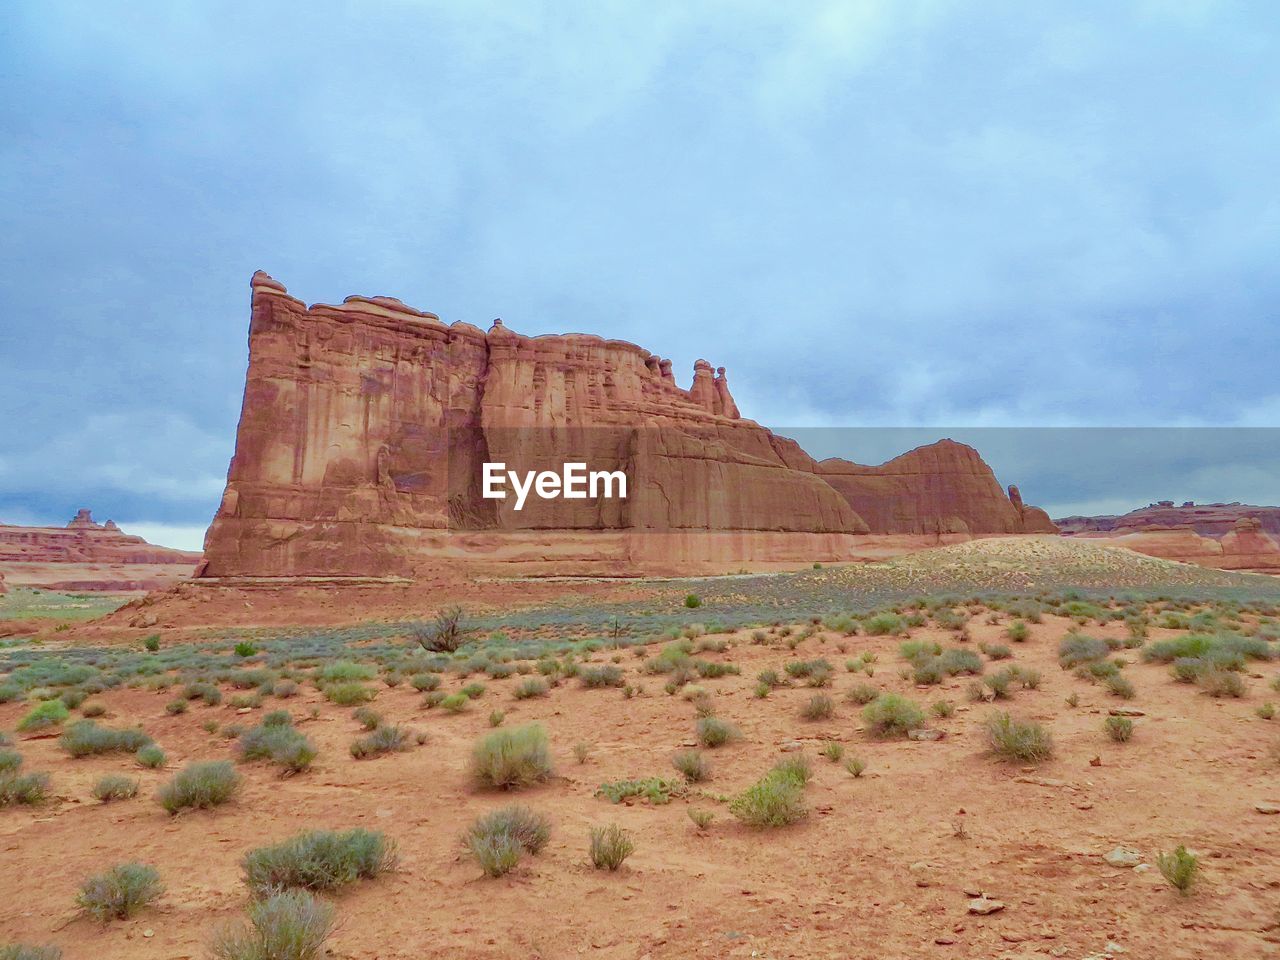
xmin=3 ymin=611 xmax=1279 ymax=959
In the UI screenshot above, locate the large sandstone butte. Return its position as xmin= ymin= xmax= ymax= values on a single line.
xmin=198 ymin=273 xmax=1054 ymax=579
xmin=1057 ymin=502 xmax=1280 ymax=573
xmin=0 ymin=509 xmax=202 ymax=590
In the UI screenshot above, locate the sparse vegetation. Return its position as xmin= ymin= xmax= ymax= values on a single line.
xmin=158 ymin=760 xmax=241 ymax=814
xmin=92 ymin=774 xmax=140 ymax=802
xmin=470 ymin=724 xmax=553 ymax=789
xmin=861 ymin=693 xmax=925 ymax=738
xmin=984 ymin=712 xmax=1053 ymax=762
xmin=210 ymin=890 xmax=334 ymax=960
xmin=243 ymin=829 xmax=397 ymax=897
xmin=1156 ymin=845 xmax=1199 ymax=893
xmin=465 ymin=805 xmax=550 ymax=877
xmin=76 ymin=863 xmax=162 ymax=921
xmin=589 ymin=824 xmax=635 ymax=870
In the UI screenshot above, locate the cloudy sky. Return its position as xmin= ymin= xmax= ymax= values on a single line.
xmin=2 ymin=1 xmax=1277 ymax=550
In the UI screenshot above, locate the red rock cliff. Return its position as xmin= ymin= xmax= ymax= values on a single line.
xmin=199 ymin=273 xmax=1052 ymax=578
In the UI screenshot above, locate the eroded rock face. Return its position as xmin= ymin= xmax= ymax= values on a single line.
xmin=199 ymin=273 xmax=1053 ymax=577
xmin=0 ymin=510 xmax=201 ymax=566
xmin=1059 ymin=504 xmax=1280 ymax=571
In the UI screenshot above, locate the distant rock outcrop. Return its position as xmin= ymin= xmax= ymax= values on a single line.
xmin=1057 ymin=502 xmax=1280 ymax=572
xmin=0 ymin=510 xmax=202 ymax=591
xmin=198 ymin=273 xmax=1054 ymax=578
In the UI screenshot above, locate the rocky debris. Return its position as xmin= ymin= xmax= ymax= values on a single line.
xmin=1108 ymin=708 xmax=1145 ymax=717
xmin=967 ymin=897 xmax=1006 ymax=915
xmin=1254 ymin=802 xmax=1280 ymax=815
xmin=1104 ymin=847 xmax=1142 ymax=868
xmin=200 ymin=272 xmax=1055 ymax=578
xmin=908 ymin=728 xmax=945 ymax=741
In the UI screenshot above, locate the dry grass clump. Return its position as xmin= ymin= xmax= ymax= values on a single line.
xmin=76 ymin=863 xmax=162 ymax=921
xmin=729 ymin=756 xmax=810 ymax=828
xmin=210 ymin=890 xmax=334 ymax=960
xmin=861 ymin=694 xmax=925 ymax=738
xmin=589 ymin=824 xmax=635 ymax=871
xmin=92 ymin=774 xmax=140 ymax=802
xmin=157 ymin=760 xmax=241 ymax=814
xmin=695 ymin=716 xmax=741 ymax=748
xmin=0 ymin=771 xmax=50 ymax=807
xmin=800 ymin=692 xmax=835 ymax=720
xmin=238 ymin=718 xmax=317 ymax=775
xmin=469 ymin=724 xmax=553 ymax=789
xmin=1104 ymin=715 xmax=1134 ymax=742
xmin=984 ymin=711 xmax=1053 ymax=762
xmin=242 ymin=829 xmax=397 ymax=897
xmin=671 ymin=749 xmax=710 ymax=783
xmin=0 ymin=944 xmax=63 ymax=959
xmin=465 ymin=805 xmax=551 ymax=877
xmin=349 ymin=724 xmax=411 ymax=760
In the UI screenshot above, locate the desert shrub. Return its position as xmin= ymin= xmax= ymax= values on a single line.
xmin=440 ymin=693 xmax=469 ymax=713
xmin=785 ymin=658 xmax=834 ymax=680
xmin=597 ymin=776 xmax=684 ymax=805
xmin=0 ymin=772 xmax=49 ymax=806
xmin=1197 ymin=667 xmax=1245 ymax=698
xmin=60 ymin=721 xmax=152 ymax=758
xmin=845 ymin=756 xmax=866 ymax=777
xmin=1156 ymin=845 xmax=1199 ymax=893
xmin=465 ymin=805 xmax=550 ymax=876
xmin=165 ymin=699 xmax=189 ymax=715
xmin=352 ymin=707 xmax=381 ymax=731
xmin=820 ymin=741 xmax=845 ymax=762
xmin=1105 ymin=674 xmax=1136 ymax=699
xmin=695 ymin=716 xmax=741 ymax=748
xmin=773 ymin=753 xmax=812 ymax=786
xmin=684 ymin=594 xmax=701 ymax=609
xmin=470 ymin=724 xmax=553 ymax=789
xmin=234 ymin=642 xmax=258 ymax=658
xmin=672 ymin=749 xmax=710 ymax=783
xmin=845 ymin=683 xmax=880 ymax=705
xmin=980 ymin=643 xmax=1013 ymax=660
xmin=1104 ymin=715 xmax=1134 ymax=742
xmin=350 ymin=725 xmax=410 ymax=759
xmin=0 ymin=750 xmax=21 ymax=775
xmin=1005 ymin=620 xmax=1029 ymax=642
xmin=409 ymin=673 xmax=441 ymax=693
xmin=243 ymin=829 xmax=397 ymax=897
xmin=272 ymin=679 xmax=298 ymax=699
xmin=158 ymin=760 xmax=241 ymax=814
xmin=1058 ymin=634 xmax=1110 ymax=669
xmin=16 ymin=700 xmax=70 ymax=732
xmin=1171 ymin=657 xmax=1204 ymax=683
xmin=321 ymin=681 xmax=372 ymax=706
xmin=1257 ymin=702 xmax=1276 ymax=720
xmin=729 ymin=764 xmax=808 ymax=828
xmin=460 ymin=682 xmax=486 ymax=699
xmin=238 ymin=721 xmax=316 ymax=775
xmin=92 ymin=774 xmax=139 ymax=802
xmin=513 ymin=677 xmax=548 ymax=699
xmin=572 ymin=741 xmax=590 ymax=763
xmin=800 ymin=692 xmax=835 ymax=720
xmin=412 ymin=606 xmax=469 ymax=653
xmin=938 ymin=648 xmax=984 ymax=675
xmin=421 ymin=690 xmax=447 ymax=709
xmin=184 ymin=682 xmax=223 ymax=706
xmin=76 ymin=863 xmax=162 ymax=921
xmin=136 ymin=744 xmax=166 ymax=768
xmin=81 ymin=702 xmax=107 ymax=717
xmin=580 ymin=665 xmax=624 ymax=689
xmin=230 ymin=693 xmax=263 ymax=710
xmin=1019 ymin=668 xmax=1043 ymax=690
xmin=687 ymin=808 xmax=715 ymax=830
xmin=864 ymin=613 xmax=906 ymax=636
xmin=861 ymin=694 xmax=924 ymax=738
xmin=59 ymin=689 xmax=86 ymax=710
xmin=210 ymin=890 xmax=334 ymax=960
xmin=984 ymin=712 xmax=1053 ymax=762
xmin=589 ymin=824 xmax=635 ymax=871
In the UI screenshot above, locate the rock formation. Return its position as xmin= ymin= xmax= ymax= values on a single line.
xmin=1058 ymin=503 xmax=1280 ymax=572
xmin=198 ymin=273 xmax=1054 ymax=578
xmin=0 ymin=510 xmax=202 ymax=590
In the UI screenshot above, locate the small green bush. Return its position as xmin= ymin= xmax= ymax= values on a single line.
xmin=16 ymin=700 xmax=70 ymax=733
xmin=597 ymin=776 xmax=683 ymax=805
xmin=243 ymin=828 xmax=397 ymax=897
xmin=323 ymin=683 xmax=373 ymax=706
xmin=671 ymin=749 xmax=710 ymax=783
xmin=695 ymin=716 xmax=741 ymax=748
xmin=513 ymin=677 xmax=548 ymax=699
xmin=158 ymin=760 xmax=241 ymax=814
xmin=0 ymin=944 xmax=63 ymax=960
xmin=845 ymin=683 xmax=880 ymax=705
xmin=984 ymin=711 xmax=1053 ymax=762
xmin=465 ymin=805 xmax=551 ymax=877
xmin=92 ymin=774 xmax=140 ymax=802
xmin=1058 ymin=634 xmax=1110 ymax=668
xmin=844 ymin=756 xmax=866 ymax=777
xmin=238 ymin=722 xmax=316 ymax=775
xmin=470 ymin=724 xmax=553 ymax=789
xmin=1198 ymin=667 xmax=1245 ymax=698
xmin=589 ymin=824 xmax=635 ymax=871
xmin=0 ymin=750 xmax=21 ymax=775
xmin=1104 ymin=715 xmax=1133 ymax=742
xmin=210 ymin=890 xmax=334 ymax=960
xmin=800 ymin=692 xmax=835 ymax=720
xmin=0 ymin=772 xmax=50 ymax=806
xmin=729 ymin=764 xmax=808 ymax=828
xmin=580 ymin=665 xmax=625 ymax=688
xmin=136 ymin=744 xmax=166 ymax=768
xmin=1156 ymin=845 xmax=1199 ymax=893
xmin=1005 ymin=620 xmax=1029 ymax=642
xmin=861 ymin=694 xmax=924 ymax=738
xmin=60 ymin=721 xmax=152 ymax=758
xmin=864 ymin=613 xmax=906 ymax=636
xmin=350 ymin=725 xmax=410 ymax=759
xmin=76 ymin=863 xmax=162 ymax=921
xmin=684 ymin=594 xmax=702 ymax=609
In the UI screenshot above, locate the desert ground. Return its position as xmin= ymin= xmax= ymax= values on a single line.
xmin=2 ymin=538 xmax=1280 ymax=960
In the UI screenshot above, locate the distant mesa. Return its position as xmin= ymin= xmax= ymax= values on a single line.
xmin=0 ymin=509 xmax=201 ymax=592
xmin=196 ymin=272 xmax=1056 ymax=579
xmin=1057 ymin=502 xmax=1280 ymax=573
